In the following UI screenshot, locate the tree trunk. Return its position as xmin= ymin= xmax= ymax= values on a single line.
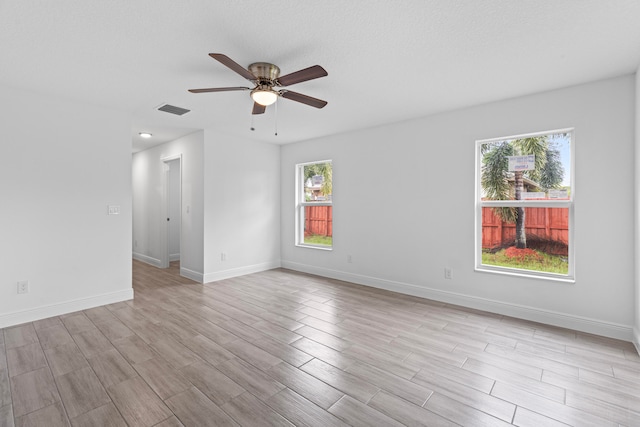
xmin=514 ymin=171 xmax=526 ymax=248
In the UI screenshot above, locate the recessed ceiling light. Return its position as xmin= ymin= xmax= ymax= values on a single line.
xmin=139 ymin=132 xmax=152 ymax=139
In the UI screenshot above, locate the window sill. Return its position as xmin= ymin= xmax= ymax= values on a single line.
xmin=475 ymin=265 xmax=575 ymax=284
xmin=296 ymin=243 xmax=333 ymax=251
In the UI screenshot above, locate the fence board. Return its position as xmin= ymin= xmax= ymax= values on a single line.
xmin=305 ymin=206 xmax=333 ymax=237
xmin=482 ymin=206 xmax=568 ymax=251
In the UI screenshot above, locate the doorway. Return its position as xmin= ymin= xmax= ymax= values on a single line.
xmin=161 ymin=155 xmax=181 ymax=268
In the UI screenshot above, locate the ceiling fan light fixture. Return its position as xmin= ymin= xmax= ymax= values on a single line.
xmin=251 ymin=87 xmax=278 ymax=106
xmin=139 ymin=132 xmax=152 ymax=138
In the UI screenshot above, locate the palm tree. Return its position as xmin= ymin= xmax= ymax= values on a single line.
xmin=481 ymin=136 xmax=564 ymax=249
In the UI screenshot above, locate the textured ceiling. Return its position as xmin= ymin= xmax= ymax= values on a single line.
xmin=1 ymin=1 xmax=640 ymax=152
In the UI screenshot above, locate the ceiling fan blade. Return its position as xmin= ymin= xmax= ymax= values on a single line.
xmin=277 ymin=65 xmax=327 ymax=87
xmin=188 ymin=87 xmax=250 ymax=93
xmin=280 ymin=90 xmax=327 ymax=109
xmin=252 ymin=102 xmax=266 ymax=115
xmin=209 ymin=53 xmax=256 ymax=81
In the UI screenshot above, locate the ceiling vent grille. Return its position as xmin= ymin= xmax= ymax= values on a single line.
xmin=157 ymin=104 xmax=191 ymax=116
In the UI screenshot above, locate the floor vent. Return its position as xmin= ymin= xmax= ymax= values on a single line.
xmin=157 ymin=104 xmax=191 ymax=116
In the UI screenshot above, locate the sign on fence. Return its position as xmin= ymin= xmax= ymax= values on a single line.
xmin=548 ymin=189 xmax=569 ymax=199
xmin=522 ymin=192 xmax=545 ymax=199
xmin=507 ymin=155 xmax=535 ymax=171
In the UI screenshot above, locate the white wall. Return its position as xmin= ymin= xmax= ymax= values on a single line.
xmin=281 ymin=75 xmax=636 ymax=341
xmin=132 ymin=131 xmax=204 ymax=279
xmin=0 ymin=84 xmax=133 ymax=328
xmin=635 ymin=68 xmax=640 ymax=352
xmin=203 ymin=131 xmax=281 ymax=282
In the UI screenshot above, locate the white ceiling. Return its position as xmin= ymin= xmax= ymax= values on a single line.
xmin=2 ymin=1 xmax=640 ymax=153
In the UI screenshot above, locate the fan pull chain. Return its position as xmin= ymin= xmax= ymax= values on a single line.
xmin=274 ymin=99 xmax=278 ymax=136
xmin=250 ymin=113 xmax=255 ymax=131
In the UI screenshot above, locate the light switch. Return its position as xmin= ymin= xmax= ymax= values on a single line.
xmin=108 ymin=205 xmax=120 ymax=215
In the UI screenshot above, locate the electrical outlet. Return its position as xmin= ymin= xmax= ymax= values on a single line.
xmin=17 ymin=280 xmax=29 ymax=294
xmin=221 ymin=252 xmax=227 ymax=261
xmin=444 ymin=267 xmax=453 ymax=280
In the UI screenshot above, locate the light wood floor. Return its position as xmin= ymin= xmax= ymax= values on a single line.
xmin=1 ymin=261 xmax=639 ymax=426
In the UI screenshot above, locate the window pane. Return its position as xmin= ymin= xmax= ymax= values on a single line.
xmin=297 ymin=160 xmax=333 ymax=249
xmin=481 ymin=206 xmax=569 ymax=275
xmin=303 ymin=162 xmax=332 ymax=202
xmin=303 ymin=205 xmax=332 ymax=247
xmin=480 ymin=133 xmax=571 ymax=201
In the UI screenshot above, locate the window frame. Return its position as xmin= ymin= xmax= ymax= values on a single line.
xmin=474 ymin=128 xmax=575 ymax=282
xmin=295 ymin=160 xmax=333 ymax=250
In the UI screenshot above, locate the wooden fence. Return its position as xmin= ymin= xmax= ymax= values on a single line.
xmin=482 ymin=206 xmax=568 ymax=253
xmin=305 ymin=206 xmax=333 ymax=237
xmin=304 ymin=205 xmax=567 ymax=253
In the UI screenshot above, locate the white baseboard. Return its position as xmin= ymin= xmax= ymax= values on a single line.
xmin=169 ymin=253 xmax=180 ymax=262
xmin=281 ymin=260 xmax=635 ymax=342
xmin=203 ymin=261 xmax=281 ymax=284
xmin=0 ymin=288 xmax=134 ymax=329
xmin=181 ymin=267 xmax=204 ymax=283
xmin=133 ymin=252 xmax=162 ymax=267
xmin=634 ymin=327 xmax=640 ymax=355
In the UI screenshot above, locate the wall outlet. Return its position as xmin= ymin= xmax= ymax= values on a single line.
xmin=347 ymin=254 xmax=353 ymax=263
xmin=444 ymin=267 xmax=453 ymax=280
xmin=221 ymin=252 xmax=227 ymax=261
xmin=17 ymin=280 xmax=29 ymax=294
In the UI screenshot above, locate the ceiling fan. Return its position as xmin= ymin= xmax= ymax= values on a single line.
xmin=189 ymin=53 xmax=328 ymax=115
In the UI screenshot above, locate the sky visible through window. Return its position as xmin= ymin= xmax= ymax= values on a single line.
xmin=551 ymin=133 xmax=571 ymax=187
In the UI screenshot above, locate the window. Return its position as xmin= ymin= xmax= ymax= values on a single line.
xmin=475 ymin=129 xmax=574 ymax=281
xmin=296 ymin=160 xmax=332 ymax=249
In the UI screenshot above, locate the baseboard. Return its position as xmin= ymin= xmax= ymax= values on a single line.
xmin=169 ymin=253 xmax=180 ymax=262
xmin=133 ymin=252 xmax=162 ymax=267
xmin=633 ymin=327 xmax=640 ymax=355
xmin=180 ymin=267 xmax=204 ymax=283
xmin=0 ymin=288 xmax=134 ymax=329
xmin=281 ymin=260 xmax=635 ymax=342
xmin=203 ymin=261 xmax=282 ymax=284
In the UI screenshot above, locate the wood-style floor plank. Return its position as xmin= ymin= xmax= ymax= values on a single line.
xmin=3 ymin=325 xmax=38 ymax=350
xmin=106 ymin=376 xmax=172 ymax=427
xmin=0 ymin=368 xmax=11 ymax=408
xmin=164 ymin=386 xmax=238 ymax=427
xmin=300 ymin=358 xmax=379 ymax=404
xmin=86 ymin=348 xmax=137 ymax=389
xmin=14 ymin=401 xmax=69 ymax=427
xmin=0 ymin=404 xmax=14 ymax=427
xmin=55 ymin=367 xmax=111 ymax=419
xmin=220 ymin=391 xmax=294 ymax=427
xmin=132 ymin=357 xmax=192 ymax=400
xmin=178 ymin=361 xmax=245 ymax=407
xmin=266 ymin=361 xmax=344 ymax=409
xmin=69 ymin=403 xmax=127 ymax=427
xmin=10 ymin=367 xmax=60 ymax=418
xmin=265 ymin=388 xmax=348 ymax=427
xmin=328 ymin=394 xmax=405 ymax=427
xmin=0 ymin=260 xmax=638 ymax=426
xmin=367 ymin=390 xmax=457 ymax=427
xmin=6 ymin=343 xmax=47 ymax=378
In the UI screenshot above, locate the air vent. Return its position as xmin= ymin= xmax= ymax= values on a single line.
xmin=157 ymin=104 xmax=191 ymax=116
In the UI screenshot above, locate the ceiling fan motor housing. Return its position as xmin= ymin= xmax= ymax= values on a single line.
xmin=249 ymin=62 xmax=280 ymax=84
